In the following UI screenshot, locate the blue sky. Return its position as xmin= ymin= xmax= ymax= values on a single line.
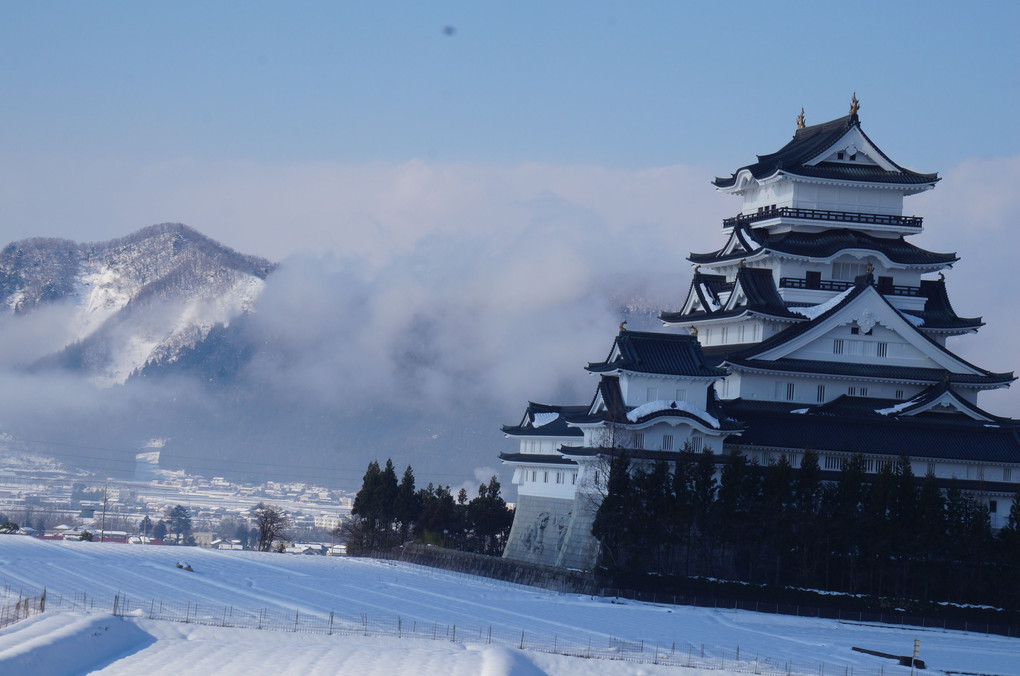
xmin=3 ymin=2 xmax=1018 ymax=172
xmin=2 ymin=1 xmax=1020 ymax=424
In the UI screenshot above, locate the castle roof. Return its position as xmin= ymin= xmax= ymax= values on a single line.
xmin=689 ymin=226 xmax=957 ymax=267
xmin=713 ymin=113 xmax=939 ymax=189
xmin=585 ymin=330 xmax=726 ymax=379
xmin=501 ymin=402 xmax=587 ymax=437
xmin=662 ymin=266 xmax=801 ymax=324
xmin=723 ymin=397 xmax=1020 ymax=464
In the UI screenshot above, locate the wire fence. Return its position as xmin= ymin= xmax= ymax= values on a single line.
xmin=0 ymin=587 xmax=46 ymax=631
xmin=1 ymin=582 xmax=915 ymax=676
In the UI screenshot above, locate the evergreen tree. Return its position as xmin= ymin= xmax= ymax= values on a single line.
xmin=792 ymin=449 xmax=823 ymax=587
xmin=376 ymin=459 xmax=400 ymax=539
xmin=166 ymin=505 xmax=193 ymax=545
xmin=352 ymin=460 xmax=383 ymax=547
xmin=591 ymin=449 xmax=632 ymax=570
xmin=671 ymin=451 xmax=697 ymax=575
xmin=466 ymin=476 xmax=515 ymax=555
xmin=394 ymin=465 xmax=420 ymax=543
xmin=759 ymin=454 xmax=794 ymax=586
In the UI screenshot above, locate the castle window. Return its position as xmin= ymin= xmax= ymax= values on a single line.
xmin=896 ymin=389 xmax=904 ymax=399
xmin=851 ymin=327 xmax=859 ymax=335
xmin=837 ymin=151 xmax=845 ymax=160
xmin=1005 ymin=467 xmax=1013 ymax=481
xmin=927 ymin=462 xmax=935 ymax=475
xmin=833 ymin=339 xmax=845 ymax=355
xmin=676 ymin=388 xmax=687 ymax=401
xmin=556 ymin=472 xmax=563 ymax=484
xmin=877 ymin=342 xmax=888 ymax=358
xmin=824 ymin=456 xmax=842 ymax=470
xmin=571 ymin=472 xmax=577 ymax=485
xmin=531 ymin=471 xmax=536 ymax=482
xmin=817 ymin=385 xmax=825 ymax=402
xmin=990 ymin=500 xmax=998 ymax=513
xmin=662 ymin=434 xmax=674 ymax=451
xmin=860 ymin=387 xmax=869 ymax=396
xmin=775 ymin=382 xmax=795 ymax=400
xmin=833 ymin=262 xmax=867 ymax=281
xmin=977 ymin=466 xmax=985 ymax=481
xmin=848 ymin=386 xmax=857 ymax=396
xmin=543 ymin=471 xmax=548 ymax=483
xmin=647 ymin=387 xmax=658 ymax=402
xmin=690 ymin=434 xmax=703 ymax=453
xmin=720 ymin=327 xmax=728 ymax=343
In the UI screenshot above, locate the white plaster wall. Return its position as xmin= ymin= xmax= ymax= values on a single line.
xmin=790 ymin=182 xmax=904 ymax=216
xmin=740 ymin=180 xmax=794 ymax=214
xmin=515 ymin=465 xmax=580 ymax=500
xmin=788 ymin=323 xmax=935 ymax=369
xmin=620 ymin=373 xmax=709 ymax=410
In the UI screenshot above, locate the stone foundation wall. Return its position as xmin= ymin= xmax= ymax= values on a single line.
xmin=503 ymin=492 xmax=599 ymax=570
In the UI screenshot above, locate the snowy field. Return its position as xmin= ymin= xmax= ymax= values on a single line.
xmin=1 ymin=537 xmax=1018 ymax=676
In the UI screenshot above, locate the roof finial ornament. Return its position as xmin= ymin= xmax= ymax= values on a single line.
xmin=619 ymin=320 xmax=627 ymax=333
xmin=866 ymin=261 xmax=874 ymax=275
xmin=938 ymin=271 xmax=945 ymax=282
xmin=694 ymin=264 xmax=701 ymax=274
xmin=849 ymin=92 xmax=860 ymax=116
xmin=796 ymin=107 xmax=805 ymax=130
xmin=739 ymin=258 xmax=746 ymax=268
xmin=689 ymin=326 xmax=698 ymax=337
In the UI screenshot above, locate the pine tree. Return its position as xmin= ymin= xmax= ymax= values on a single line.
xmin=394 ymin=465 xmax=420 ymax=543
xmin=591 ymin=449 xmax=632 ymax=570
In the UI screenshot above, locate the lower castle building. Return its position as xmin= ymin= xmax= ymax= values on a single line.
xmin=500 ymin=101 xmax=1020 ymax=570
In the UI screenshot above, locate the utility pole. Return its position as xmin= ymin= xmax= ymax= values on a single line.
xmin=100 ymin=480 xmax=109 ymax=543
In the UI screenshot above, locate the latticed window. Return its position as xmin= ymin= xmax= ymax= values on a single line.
xmin=833 ymin=339 xmax=845 ymax=354
xmin=662 ymin=434 xmax=674 ymax=451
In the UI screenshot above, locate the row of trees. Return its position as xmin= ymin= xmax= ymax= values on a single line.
xmin=593 ymin=447 xmax=1020 ymax=609
xmin=345 ymin=459 xmax=514 ymax=555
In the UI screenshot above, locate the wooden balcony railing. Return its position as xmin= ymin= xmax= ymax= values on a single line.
xmin=724 ymin=206 xmax=922 ymax=229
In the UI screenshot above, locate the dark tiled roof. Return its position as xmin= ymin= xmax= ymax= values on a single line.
xmin=723 ymin=356 xmax=1014 ymax=386
xmin=713 ymin=114 xmax=939 ymax=188
xmin=501 ymin=402 xmax=590 ymax=437
xmin=586 ymin=330 xmax=727 ymax=378
xmin=901 ymin=278 xmax=982 ymax=329
xmin=875 ymin=381 xmax=1010 ymax=423
xmin=730 ymin=266 xmax=799 ymax=316
xmin=498 ymin=452 xmax=578 ymax=466
xmin=689 ymin=226 xmax=957 ymax=266
xmin=661 ymin=267 xmax=801 ymax=323
xmin=626 ymin=401 xmax=744 ymax=431
xmin=722 ymin=398 xmax=1020 ymax=464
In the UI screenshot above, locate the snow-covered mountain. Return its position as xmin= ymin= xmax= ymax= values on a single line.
xmin=0 ymin=223 xmax=275 ymax=385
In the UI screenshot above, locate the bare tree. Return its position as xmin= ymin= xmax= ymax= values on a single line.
xmin=251 ymin=503 xmax=290 ymax=552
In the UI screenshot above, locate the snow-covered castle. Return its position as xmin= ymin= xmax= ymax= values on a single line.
xmin=500 ymin=98 xmax=1020 ymax=570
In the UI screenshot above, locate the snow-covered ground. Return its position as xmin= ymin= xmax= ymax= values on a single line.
xmin=1 ymin=537 xmax=1017 ymax=676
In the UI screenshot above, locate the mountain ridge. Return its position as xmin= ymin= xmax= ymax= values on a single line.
xmin=0 ymin=223 xmax=276 ymax=384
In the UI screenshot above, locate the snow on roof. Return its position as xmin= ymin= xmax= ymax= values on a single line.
xmin=699 ymin=283 xmax=721 ymax=309
xmin=626 ymin=399 xmax=719 ymax=428
xmin=876 ymin=400 xmax=917 ymax=416
xmin=792 ymin=287 xmax=854 ymax=320
xmin=531 ymin=412 xmax=559 ymax=428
